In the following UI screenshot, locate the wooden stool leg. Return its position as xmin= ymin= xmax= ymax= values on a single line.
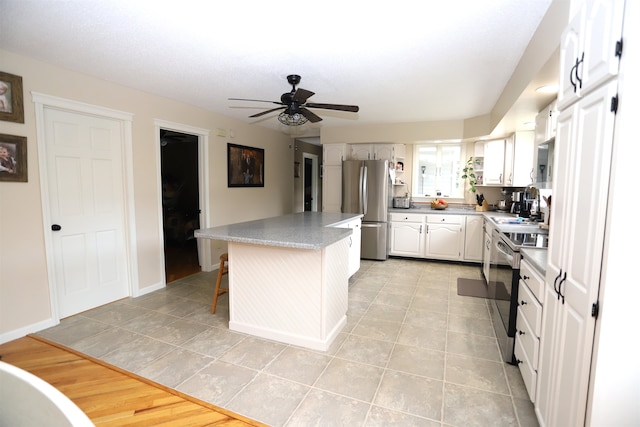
xmin=211 ymin=254 xmax=228 ymax=314
xmin=211 ymin=266 xmax=224 ymax=314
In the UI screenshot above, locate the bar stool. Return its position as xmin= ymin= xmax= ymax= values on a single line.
xmin=211 ymin=253 xmax=229 ymax=314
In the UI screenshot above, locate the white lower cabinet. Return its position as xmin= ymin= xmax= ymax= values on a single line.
xmin=482 ymin=220 xmax=493 ymax=284
xmin=514 ymin=257 xmax=545 ymax=403
xmin=389 ymin=213 xmax=482 ymax=262
xmin=463 ymin=215 xmax=483 ymax=262
xmin=333 ymin=218 xmax=361 ymax=277
xmin=389 ymin=213 xmax=424 ymax=258
xmin=425 ymin=214 xmax=464 ymax=261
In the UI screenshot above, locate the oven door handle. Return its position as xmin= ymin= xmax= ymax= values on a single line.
xmin=495 ymin=240 xmax=514 ymax=264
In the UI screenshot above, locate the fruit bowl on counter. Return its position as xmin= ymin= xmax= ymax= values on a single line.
xmin=430 ymin=199 xmax=448 ymax=210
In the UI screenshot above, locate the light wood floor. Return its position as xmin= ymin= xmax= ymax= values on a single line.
xmin=0 ymin=335 xmax=267 ymax=427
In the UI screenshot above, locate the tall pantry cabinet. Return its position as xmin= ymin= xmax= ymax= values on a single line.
xmin=535 ymin=1 xmax=625 ymax=426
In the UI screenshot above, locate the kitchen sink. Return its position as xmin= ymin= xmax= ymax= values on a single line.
xmin=491 ymin=216 xmax=538 ymax=225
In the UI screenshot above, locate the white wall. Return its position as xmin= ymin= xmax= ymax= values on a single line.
xmin=0 ymin=49 xmax=292 ymax=342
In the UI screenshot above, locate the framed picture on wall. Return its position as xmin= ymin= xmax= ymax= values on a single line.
xmin=227 ymin=143 xmax=264 ymax=187
xmin=0 ymin=72 xmax=25 ymax=124
xmin=0 ymin=133 xmax=28 ymax=182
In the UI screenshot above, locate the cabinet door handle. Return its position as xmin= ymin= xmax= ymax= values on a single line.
xmin=522 ymin=275 xmax=530 ymax=281
xmin=420 ymin=225 xmax=423 ymax=234
xmin=518 ymin=330 xmax=525 ymax=335
xmin=553 ymin=269 xmax=562 ymax=296
xmin=570 ymin=62 xmax=577 ymax=92
xmin=575 ymin=52 xmax=584 ymax=89
xmin=520 ymin=300 xmax=527 ymax=306
xmin=558 ymin=271 xmax=567 ymax=304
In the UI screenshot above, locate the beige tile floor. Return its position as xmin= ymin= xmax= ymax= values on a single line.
xmin=37 ymin=258 xmax=539 ymax=427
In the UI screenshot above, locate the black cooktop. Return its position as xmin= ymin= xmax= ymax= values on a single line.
xmin=504 ymin=232 xmax=549 ymax=248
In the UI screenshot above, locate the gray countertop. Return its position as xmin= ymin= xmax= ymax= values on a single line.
xmin=388 ymin=206 xmax=547 ymax=233
xmin=194 ymin=212 xmax=364 ymax=250
xmin=388 ymin=205 xmax=484 ymax=215
xmin=521 ymin=248 xmax=548 ymax=275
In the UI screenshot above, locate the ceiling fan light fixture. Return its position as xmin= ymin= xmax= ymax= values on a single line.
xmin=278 ymin=111 xmax=308 ymax=126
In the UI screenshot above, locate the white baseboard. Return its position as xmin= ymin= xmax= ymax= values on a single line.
xmin=0 ymin=317 xmax=59 ymax=345
xmin=136 ymin=281 xmax=165 ymax=297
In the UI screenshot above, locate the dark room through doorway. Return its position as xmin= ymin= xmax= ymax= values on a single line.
xmin=160 ymin=129 xmax=200 ymax=282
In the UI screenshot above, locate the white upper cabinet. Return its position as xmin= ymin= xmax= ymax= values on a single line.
xmin=511 ymin=131 xmax=535 ymax=187
xmin=483 ymin=139 xmax=506 ymax=185
xmin=478 ymin=133 xmax=533 ymax=187
xmin=373 ymin=144 xmax=394 ymax=161
xmin=557 ymin=0 xmax=625 ymax=110
xmin=323 ymin=143 xmax=347 ymax=165
xmin=535 ymin=100 xmax=558 ymax=145
xmin=349 ymin=143 xmax=398 ymax=161
xmin=392 ymin=144 xmax=406 ymax=161
xmin=503 ymin=137 xmax=515 ymax=186
xmin=350 ymin=144 xmax=373 ymax=160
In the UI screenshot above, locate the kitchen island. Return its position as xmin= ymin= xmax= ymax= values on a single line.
xmin=194 ymin=212 xmax=363 ymax=351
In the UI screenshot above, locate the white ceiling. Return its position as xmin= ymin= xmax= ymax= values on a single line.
xmin=0 ymin=0 xmax=558 ymax=137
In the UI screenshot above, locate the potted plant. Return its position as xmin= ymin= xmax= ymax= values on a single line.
xmin=461 ymin=156 xmax=477 ymax=194
xmin=462 ymin=156 xmax=488 ymax=210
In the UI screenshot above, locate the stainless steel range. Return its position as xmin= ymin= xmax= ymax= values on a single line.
xmin=488 ymin=228 xmax=548 ymax=364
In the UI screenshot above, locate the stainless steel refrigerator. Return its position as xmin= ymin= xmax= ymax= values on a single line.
xmin=342 ymin=159 xmax=390 ymax=260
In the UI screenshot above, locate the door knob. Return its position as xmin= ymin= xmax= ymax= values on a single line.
xmin=51 ymin=224 xmax=62 ymax=231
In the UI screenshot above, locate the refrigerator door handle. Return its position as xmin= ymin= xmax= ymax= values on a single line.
xmin=361 ymin=222 xmax=383 ymax=228
xmin=358 ymin=166 xmax=364 ymax=214
xmin=360 ymin=165 xmax=368 ymax=215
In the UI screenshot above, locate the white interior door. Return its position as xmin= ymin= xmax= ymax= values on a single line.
xmin=44 ymin=107 xmax=129 ymax=317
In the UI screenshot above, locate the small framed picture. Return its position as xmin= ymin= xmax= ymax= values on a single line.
xmin=0 ymin=133 xmax=28 ymax=182
xmin=0 ymin=72 xmax=25 ymax=124
xmin=227 ymin=143 xmax=264 ymax=187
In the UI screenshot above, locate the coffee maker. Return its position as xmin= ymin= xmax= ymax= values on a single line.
xmin=511 ymin=191 xmax=531 ymax=216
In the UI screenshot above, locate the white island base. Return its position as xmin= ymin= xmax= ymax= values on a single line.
xmin=227 ymin=238 xmax=349 ymax=352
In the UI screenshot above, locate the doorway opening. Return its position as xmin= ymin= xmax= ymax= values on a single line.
xmin=303 ymin=152 xmax=318 ymax=211
xmin=160 ymin=129 xmax=200 ymax=282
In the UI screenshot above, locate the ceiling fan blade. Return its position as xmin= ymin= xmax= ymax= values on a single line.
xmin=300 ymin=108 xmax=323 ymax=123
xmin=304 ymin=102 xmax=359 ymax=113
xmin=229 ymin=98 xmax=284 ymax=105
xmin=292 ymin=88 xmax=315 ymax=103
xmin=249 ymin=107 xmax=286 ymax=118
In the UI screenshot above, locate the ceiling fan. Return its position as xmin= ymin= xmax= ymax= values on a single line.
xmin=229 ymin=74 xmax=359 ymax=126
